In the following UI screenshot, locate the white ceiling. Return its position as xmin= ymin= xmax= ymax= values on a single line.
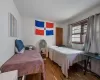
xmin=14 ymin=0 xmax=100 ymax=22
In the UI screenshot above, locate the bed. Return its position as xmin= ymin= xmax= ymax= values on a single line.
xmin=48 ymin=46 xmax=85 ymax=78
xmin=0 ymin=50 xmax=45 ymax=80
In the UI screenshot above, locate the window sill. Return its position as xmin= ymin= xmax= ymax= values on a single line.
xmin=72 ymin=42 xmax=84 ymax=44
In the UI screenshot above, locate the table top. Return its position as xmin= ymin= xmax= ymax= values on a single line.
xmin=83 ymin=52 xmax=100 ymax=60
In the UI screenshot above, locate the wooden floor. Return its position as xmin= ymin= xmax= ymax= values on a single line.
xmin=26 ymin=58 xmax=100 ymax=80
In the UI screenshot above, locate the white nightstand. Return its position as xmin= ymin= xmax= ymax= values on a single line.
xmin=0 ymin=70 xmax=18 ymax=80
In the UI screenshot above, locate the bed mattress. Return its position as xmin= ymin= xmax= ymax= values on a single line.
xmin=48 ymin=46 xmax=85 ymax=78
xmin=0 ymin=50 xmax=45 ymax=80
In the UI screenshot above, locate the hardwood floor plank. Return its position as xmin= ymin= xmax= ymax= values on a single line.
xmin=26 ymin=58 xmax=100 ymax=80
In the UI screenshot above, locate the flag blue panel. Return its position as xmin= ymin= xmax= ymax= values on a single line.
xmin=46 ymin=30 xmax=54 ymax=36
xmin=35 ymin=20 xmax=44 ymax=28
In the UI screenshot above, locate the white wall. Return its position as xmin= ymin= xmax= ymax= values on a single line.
xmin=59 ymin=4 xmax=100 ymax=49
xmin=22 ymin=17 xmax=66 ymax=48
xmin=22 ymin=17 xmax=57 ymax=48
xmin=0 ymin=0 xmax=22 ymax=67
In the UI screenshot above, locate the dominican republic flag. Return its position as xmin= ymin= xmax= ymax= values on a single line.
xmin=35 ymin=20 xmax=54 ymax=36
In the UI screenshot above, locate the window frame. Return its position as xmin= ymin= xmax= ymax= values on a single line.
xmin=9 ymin=13 xmax=17 ymax=37
xmin=71 ymin=21 xmax=87 ymax=44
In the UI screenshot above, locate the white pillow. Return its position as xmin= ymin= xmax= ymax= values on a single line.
xmin=15 ymin=47 xmax=25 ymax=54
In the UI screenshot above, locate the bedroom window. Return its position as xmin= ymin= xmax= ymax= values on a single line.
xmin=72 ymin=22 xmax=87 ymax=44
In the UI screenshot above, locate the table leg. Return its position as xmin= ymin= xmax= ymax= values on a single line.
xmin=84 ymin=60 xmax=87 ymax=75
xmin=84 ymin=57 xmax=90 ymax=75
xmin=89 ymin=59 xmax=91 ymax=71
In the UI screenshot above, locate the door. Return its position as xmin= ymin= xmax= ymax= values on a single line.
xmin=56 ymin=27 xmax=63 ymax=46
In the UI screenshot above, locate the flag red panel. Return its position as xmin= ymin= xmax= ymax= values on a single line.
xmin=35 ymin=29 xmax=44 ymax=35
xmin=46 ymin=22 xmax=54 ymax=28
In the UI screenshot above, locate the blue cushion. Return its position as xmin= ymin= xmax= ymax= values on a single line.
xmin=15 ymin=40 xmax=24 ymax=52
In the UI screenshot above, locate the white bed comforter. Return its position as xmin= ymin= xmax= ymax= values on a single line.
xmin=48 ymin=46 xmax=84 ymax=78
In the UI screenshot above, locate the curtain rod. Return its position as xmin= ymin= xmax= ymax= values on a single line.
xmin=69 ymin=13 xmax=100 ymax=26
xmin=95 ymin=13 xmax=100 ymax=15
xmin=70 ymin=18 xmax=88 ymax=26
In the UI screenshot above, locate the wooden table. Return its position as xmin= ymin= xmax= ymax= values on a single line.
xmin=83 ymin=52 xmax=100 ymax=75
